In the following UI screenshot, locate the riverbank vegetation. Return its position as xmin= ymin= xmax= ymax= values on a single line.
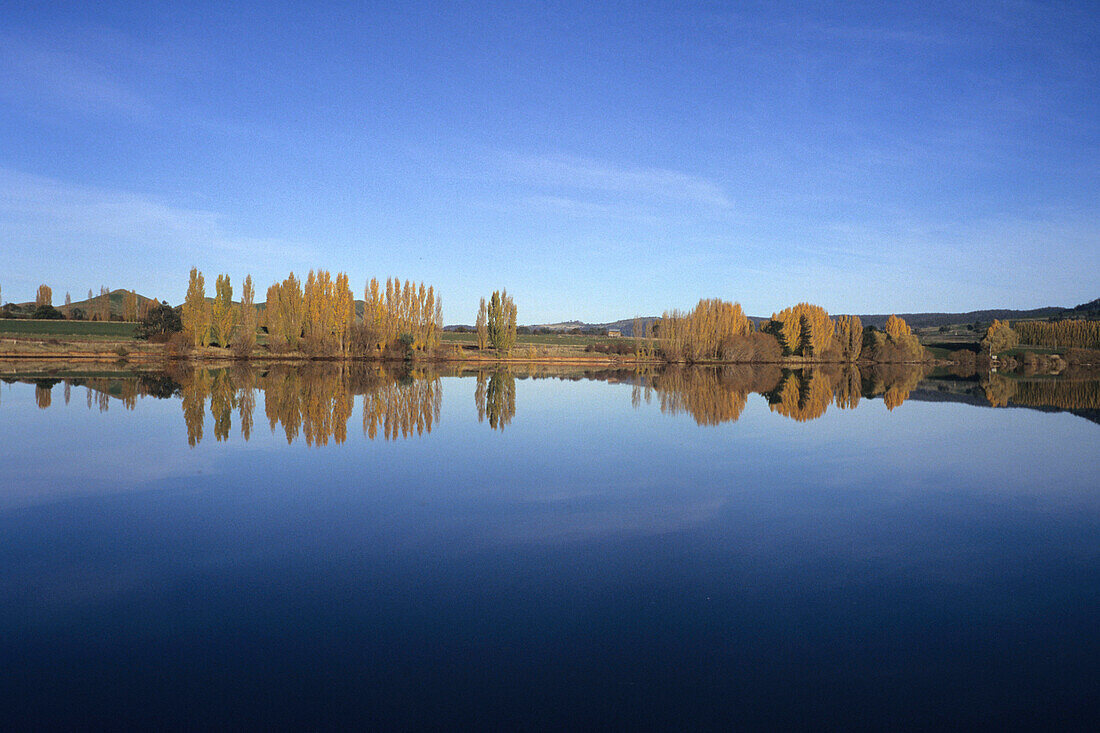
xmin=3 ymin=277 xmax=1096 ymax=368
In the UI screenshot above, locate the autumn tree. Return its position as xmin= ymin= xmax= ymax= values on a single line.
xmin=659 ymin=299 xmax=754 ymax=362
xmin=981 ymin=320 xmax=1019 ymax=355
xmin=233 ymin=274 xmax=258 ymax=357
xmin=475 ymin=298 xmax=489 ymax=349
xmin=124 ymin=290 xmax=139 ymax=321
xmin=768 ymin=303 xmax=833 ymax=357
xmin=36 ymin=284 xmax=52 ymax=307
xmin=487 ymin=290 xmax=517 ymax=352
xmin=97 ymin=286 xmax=112 ymax=322
xmin=265 ymin=272 xmax=304 ymax=350
xmin=64 ymin=292 xmax=72 ymax=319
xmin=865 ymin=316 xmax=925 ymax=362
xmin=211 ymin=274 xmax=235 ymax=346
xmin=182 ymin=268 xmax=211 ymax=347
xmin=833 ymin=315 xmax=863 ymax=361
xmin=884 ymin=314 xmax=911 ymax=341
xmin=334 ymin=272 xmax=355 ymax=356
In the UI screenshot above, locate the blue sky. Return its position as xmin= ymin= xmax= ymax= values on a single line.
xmin=1 ymin=1 xmax=1097 ymax=323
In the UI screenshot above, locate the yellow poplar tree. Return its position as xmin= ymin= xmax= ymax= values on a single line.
xmin=182 ymin=268 xmax=211 ymax=347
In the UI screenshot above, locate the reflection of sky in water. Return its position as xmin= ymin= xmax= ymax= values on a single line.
xmin=0 ymin=375 xmax=1098 ymax=727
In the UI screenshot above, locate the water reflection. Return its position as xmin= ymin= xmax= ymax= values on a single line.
xmin=475 ymin=370 xmax=516 ymax=430
xmin=4 ymin=362 xmax=1097 ymax=444
xmin=638 ymin=364 xmax=931 ymax=425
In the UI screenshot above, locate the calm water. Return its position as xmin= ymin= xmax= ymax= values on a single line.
xmin=1 ymin=365 xmax=1098 ymax=729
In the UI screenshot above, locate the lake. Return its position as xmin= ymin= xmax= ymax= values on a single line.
xmin=1 ymin=363 xmax=1098 ymax=728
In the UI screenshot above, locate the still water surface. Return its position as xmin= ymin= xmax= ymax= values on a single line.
xmin=1 ymin=365 xmax=1098 ymax=728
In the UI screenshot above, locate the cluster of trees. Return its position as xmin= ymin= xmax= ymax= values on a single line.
xmin=183 ymin=269 xmax=257 ymax=351
xmin=653 ymin=298 xmax=924 ymax=364
xmin=658 ymin=299 xmax=753 ymax=361
xmin=359 ymin=277 xmax=443 ymax=355
xmin=181 ymin=269 xmax=443 ymax=358
xmin=862 ymin=314 xmax=925 ymax=362
xmin=981 ymin=320 xmax=1019 ymax=354
xmin=475 ymin=290 xmax=517 ymax=352
xmin=765 ymin=303 xmax=835 ymax=357
xmin=1014 ymin=319 xmax=1100 ymax=349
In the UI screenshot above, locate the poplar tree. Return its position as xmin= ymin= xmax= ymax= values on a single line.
xmin=236 ymin=274 xmax=258 ymax=356
xmin=124 ymin=290 xmax=139 ymax=321
xmin=98 ymin=286 xmax=112 ymax=322
xmin=36 ymin=284 xmax=52 ymax=307
xmin=64 ymin=292 xmax=72 ymax=318
xmin=211 ymin=274 xmax=235 ymax=346
xmin=476 ymin=298 xmax=488 ymax=349
xmin=183 ymin=268 xmax=210 ymax=347
xmin=487 ymin=290 xmax=517 ymax=352
xmin=833 ymin=315 xmax=863 ymax=361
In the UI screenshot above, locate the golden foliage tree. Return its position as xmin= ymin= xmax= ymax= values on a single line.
xmin=884 ymin=314 xmax=911 ymax=341
xmin=833 ymin=315 xmax=863 ymax=361
xmin=35 ymin=284 xmax=52 ymax=307
xmin=265 ymin=272 xmax=304 ymax=350
xmin=768 ymin=303 xmax=834 ymax=357
xmin=981 ymin=319 xmax=1019 ymax=355
xmin=124 ymin=290 xmax=139 ymax=321
xmin=487 ymin=290 xmax=517 ymax=352
xmin=182 ymin=268 xmax=211 ymax=347
xmin=234 ymin=274 xmax=258 ymax=356
xmin=97 ymin=286 xmax=112 ymax=321
xmin=659 ymin=298 xmax=753 ymax=362
xmin=475 ymin=298 xmax=489 ymax=350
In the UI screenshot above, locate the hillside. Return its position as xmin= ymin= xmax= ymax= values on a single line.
xmin=520 ymin=297 xmax=1098 ymax=335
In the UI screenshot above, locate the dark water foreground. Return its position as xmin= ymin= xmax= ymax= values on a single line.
xmin=1 ymin=365 xmax=1097 ymax=729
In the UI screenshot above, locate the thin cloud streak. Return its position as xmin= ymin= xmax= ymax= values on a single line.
xmin=0 ymin=168 xmax=320 ymax=300
xmin=498 ymin=152 xmax=733 ymax=209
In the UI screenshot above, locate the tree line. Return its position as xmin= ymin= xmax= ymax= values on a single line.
xmin=655 ymin=298 xmax=926 ymax=363
xmin=1013 ymin=319 xmax=1100 ymax=349
xmin=180 ymin=269 xmax=445 ymax=358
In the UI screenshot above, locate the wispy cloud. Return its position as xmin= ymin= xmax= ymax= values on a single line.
xmin=497 ymin=152 xmax=733 ymax=210
xmin=0 ymin=169 xmax=319 ymax=298
xmin=0 ymin=34 xmax=151 ymax=117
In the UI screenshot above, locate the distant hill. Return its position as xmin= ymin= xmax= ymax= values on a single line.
xmin=9 ymin=289 xmax=160 ymax=318
xmin=517 ymin=297 xmax=1098 ymax=335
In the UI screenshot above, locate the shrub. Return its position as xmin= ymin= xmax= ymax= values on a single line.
xmin=135 ymin=302 xmax=182 ymax=340
xmin=32 ymin=304 xmax=64 ymax=320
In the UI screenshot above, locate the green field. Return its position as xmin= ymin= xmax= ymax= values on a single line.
xmin=0 ymin=319 xmax=139 ymax=338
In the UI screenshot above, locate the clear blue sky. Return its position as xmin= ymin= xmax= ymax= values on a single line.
xmin=1 ymin=1 xmax=1097 ymax=323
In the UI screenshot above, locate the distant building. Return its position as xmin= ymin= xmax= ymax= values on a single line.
xmin=607 ymin=329 xmax=621 ymax=338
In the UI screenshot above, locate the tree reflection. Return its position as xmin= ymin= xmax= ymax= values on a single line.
xmin=13 ymin=363 xmax=1098 ymax=442
xmin=644 ymin=364 xmax=931 ymax=425
xmin=475 ymin=369 xmax=516 ymax=431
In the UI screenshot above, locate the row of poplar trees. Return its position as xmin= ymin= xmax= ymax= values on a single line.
xmin=181 ymin=268 xmax=443 ymax=357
